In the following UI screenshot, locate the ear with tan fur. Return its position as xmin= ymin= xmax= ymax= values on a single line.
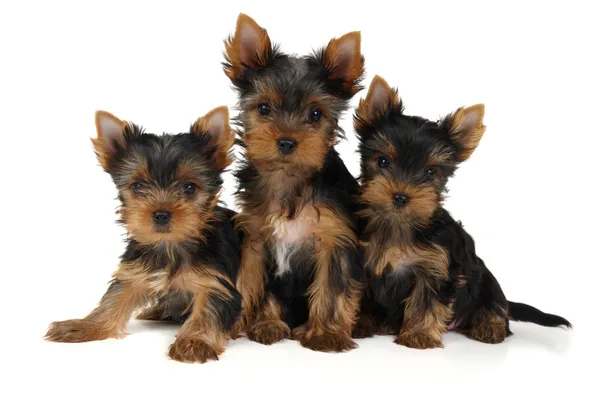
xmin=320 ymin=31 xmax=365 ymax=96
xmin=92 ymin=111 xmax=129 ymax=170
xmin=193 ymin=106 xmax=234 ymax=171
xmin=354 ymin=75 xmax=402 ymax=132
xmin=443 ymin=104 xmax=486 ymax=161
xmin=223 ymin=13 xmax=273 ymax=83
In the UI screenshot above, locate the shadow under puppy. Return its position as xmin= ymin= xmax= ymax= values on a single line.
xmin=352 ymin=76 xmax=571 ymax=348
xmin=223 ymin=14 xmax=365 ymax=352
xmin=45 ymin=107 xmax=242 ymax=363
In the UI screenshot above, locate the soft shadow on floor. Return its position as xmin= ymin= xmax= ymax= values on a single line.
xmin=127 ymin=320 xmax=181 ymax=335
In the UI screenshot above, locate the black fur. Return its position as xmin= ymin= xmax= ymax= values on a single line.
xmin=508 ymin=301 xmax=571 ymax=327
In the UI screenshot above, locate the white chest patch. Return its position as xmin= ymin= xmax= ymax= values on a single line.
xmin=269 ymin=207 xmax=318 ymax=277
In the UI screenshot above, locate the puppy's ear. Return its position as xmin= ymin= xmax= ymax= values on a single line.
xmin=92 ymin=111 xmax=130 ymax=170
xmin=442 ymin=104 xmax=486 ymax=161
xmin=193 ymin=106 xmax=234 ymax=171
xmin=224 ymin=13 xmax=273 ymax=84
xmin=320 ymin=31 xmax=365 ymax=97
xmin=354 ymin=75 xmax=402 ymax=133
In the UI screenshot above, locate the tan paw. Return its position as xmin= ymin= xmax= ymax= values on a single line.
xmin=291 ymin=324 xmax=307 ymax=341
xmin=247 ymin=320 xmax=290 ymax=345
xmin=168 ymin=338 xmax=219 ymax=364
xmin=395 ymin=331 xmax=443 ymax=349
xmin=301 ymin=332 xmax=357 ymax=353
xmin=470 ymin=322 xmax=507 ymax=344
xmin=45 ymin=319 xmax=114 ymax=343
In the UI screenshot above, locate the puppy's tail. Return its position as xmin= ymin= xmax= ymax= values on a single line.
xmin=508 ymin=301 xmax=571 ymax=328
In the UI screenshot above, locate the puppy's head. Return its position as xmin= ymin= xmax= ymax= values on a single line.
xmin=92 ymin=106 xmax=234 ymax=244
xmin=355 ymin=76 xmax=486 ymax=228
xmin=223 ymin=13 xmax=365 ymax=174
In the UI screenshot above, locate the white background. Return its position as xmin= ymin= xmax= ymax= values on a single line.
xmin=1 ymin=1 xmax=597 ymax=397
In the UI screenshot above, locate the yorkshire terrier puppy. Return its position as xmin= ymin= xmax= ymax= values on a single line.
xmin=352 ymin=76 xmax=571 ymax=348
xmin=223 ymin=14 xmax=365 ymax=352
xmin=45 ymin=107 xmax=242 ymax=363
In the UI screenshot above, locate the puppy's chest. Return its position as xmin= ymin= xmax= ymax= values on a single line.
xmin=266 ymin=206 xmax=320 ymax=277
xmin=369 ymin=243 xmax=449 ymax=280
xmin=116 ymin=258 xmax=213 ymax=296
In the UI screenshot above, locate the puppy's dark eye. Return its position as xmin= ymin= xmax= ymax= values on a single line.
xmin=378 ymin=156 xmax=390 ymax=169
xmin=424 ymin=168 xmax=437 ymax=181
xmin=183 ymin=182 xmax=197 ymax=195
xmin=257 ymin=103 xmax=271 ymax=116
xmin=309 ymin=108 xmax=323 ymax=122
xmin=130 ymin=182 xmax=143 ymax=194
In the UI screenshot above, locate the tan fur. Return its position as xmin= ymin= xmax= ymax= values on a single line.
xmin=469 ymin=308 xmax=508 ymax=344
xmin=355 ymin=75 xmax=401 ymax=130
xmin=46 ymin=279 xmax=148 ymax=342
xmin=224 ymin=14 xmax=272 ymax=80
xmin=120 ymin=190 xmax=216 ymax=245
xmin=246 ymin=293 xmax=291 ymax=345
xmin=397 ymin=298 xmax=454 ymax=349
xmin=293 ymin=206 xmax=360 ymax=352
xmin=235 ymin=189 xmax=361 ymax=351
xmin=360 ymin=241 xmax=452 ymax=350
xmin=91 ymin=111 xmax=128 ymax=170
xmin=168 ymin=280 xmax=231 ymax=363
xmin=192 ymin=106 xmax=235 ymax=171
xmin=243 ymin=119 xmax=333 ymax=174
xmin=448 ymin=104 xmax=486 ymax=161
xmin=230 ymin=216 xmax=267 ymax=335
xmin=46 ymin=260 xmax=235 ymax=361
xmin=360 ymin=175 xmax=440 ymax=228
xmin=322 ymin=31 xmax=365 ymax=95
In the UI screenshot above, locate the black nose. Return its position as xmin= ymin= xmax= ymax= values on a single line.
xmin=152 ymin=211 xmax=171 ymax=226
xmin=277 ymin=138 xmax=296 ymax=154
xmin=393 ymin=193 xmax=409 ymax=209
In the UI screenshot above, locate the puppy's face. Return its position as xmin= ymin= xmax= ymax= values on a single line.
xmin=223 ymin=13 xmax=365 ymax=174
xmin=355 ymin=76 xmax=486 ymax=227
xmin=92 ymin=107 xmax=234 ymax=244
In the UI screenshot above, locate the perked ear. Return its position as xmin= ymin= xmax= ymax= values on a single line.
xmin=354 ymin=75 xmax=402 ymax=132
xmin=193 ymin=106 xmax=234 ymax=171
xmin=92 ymin=111 xmax=128 ymax=170
xmin=224 ymin=13 xmax=273 ymax=83
xmin=445 ymin=104 xmax=486 ymax=161
xmin=321 ymin=31 xmax=365 ymax=96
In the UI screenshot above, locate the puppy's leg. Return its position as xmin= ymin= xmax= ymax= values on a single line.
xmin=352 ymin=292 xmax=384 ymax=339
xmin=299 ymin=245 xmax=361 ymax=352
xmin=352 ymin=313 xmax=378 ymax=339
xmin=46 ymin=279 xmax=146 ymax=342
xmin=246 ymin=292 xmax=291 ymax=345
xmin=230 ymin=233 xmax=266 ymax=336
xmin=396 ymin=278 xmax=453 ymax=349
xmin=467 ymin=268 xmax=509 ymax=344
xmin=168 ymin=277 xmax=242 ymax=363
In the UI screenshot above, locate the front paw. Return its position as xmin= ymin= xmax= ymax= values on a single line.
xmin=45 ymin=319 xmax=114 ymax=343
xmin=291 ymin=323 xmax=307 ymax=341
xmin=301 ymin=332 xmax=357 ymax=353
xmin=352 ymin=316 xmax=377 ymax=339
xmin=247 ymin=320 xmax=290 ymax=345
xmin=395 ymin=331 xmax=443 ymax=349
xmin=168 ymin=338 xmax=219 ymax=364
xmin=470 ymin=322 xmax=507 ymax=344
